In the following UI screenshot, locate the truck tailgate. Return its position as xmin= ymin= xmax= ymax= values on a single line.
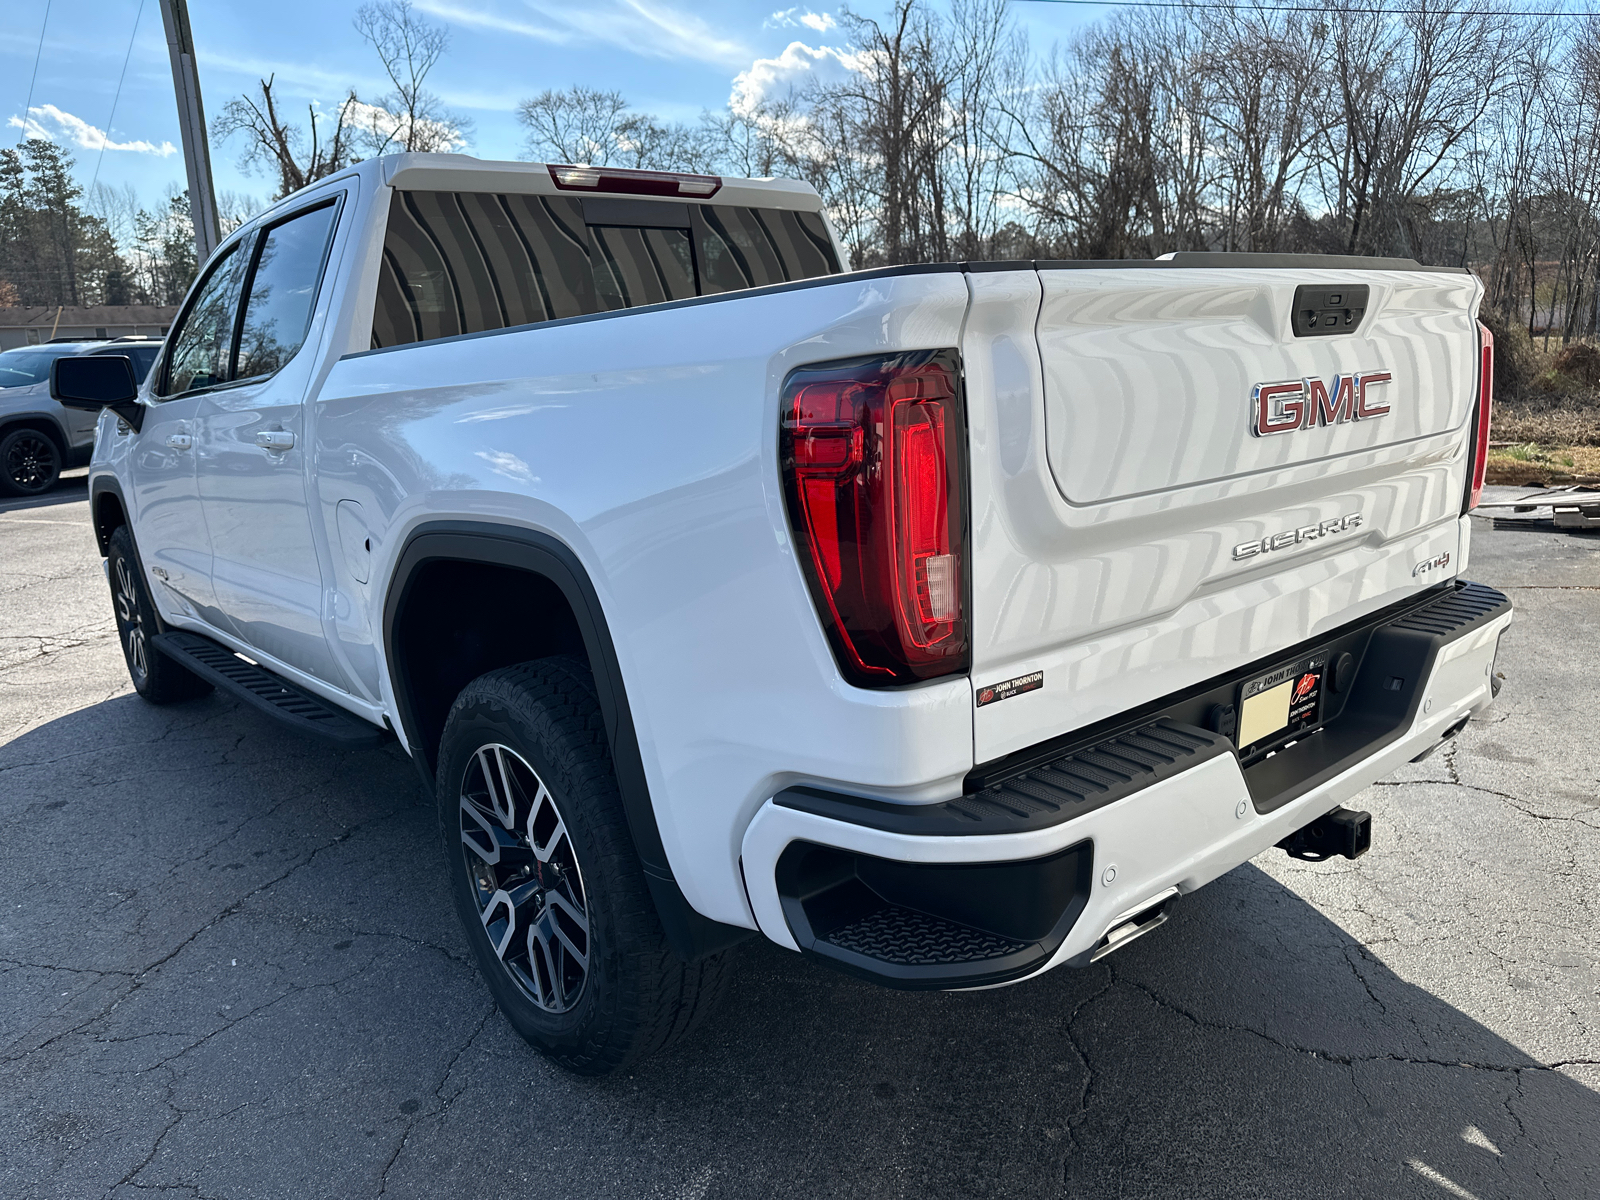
xmin=963 ymin=265 xmax=1482 ymax=764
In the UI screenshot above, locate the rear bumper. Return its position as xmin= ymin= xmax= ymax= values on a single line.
xmin=740 ymin=581 xmax=1512 ymax=988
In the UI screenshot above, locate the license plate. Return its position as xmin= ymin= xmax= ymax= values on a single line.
xmin=1238 ymin=652 xmax=1327 ymax=754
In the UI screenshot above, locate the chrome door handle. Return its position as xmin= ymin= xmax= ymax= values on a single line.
xmin=166 ymin=434 xmax=192 ymax=450
xmin=255 ymin=431 xmax=295 ymax=451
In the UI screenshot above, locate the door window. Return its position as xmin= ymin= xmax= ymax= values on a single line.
xmin=161 ymin=244 xmax=245 ymax=396
xmin=235 ymin=203 xmax=340 ymax=381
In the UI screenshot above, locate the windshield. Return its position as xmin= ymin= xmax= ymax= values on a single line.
xmin=0 ymin=346 xmax=80 ymax=389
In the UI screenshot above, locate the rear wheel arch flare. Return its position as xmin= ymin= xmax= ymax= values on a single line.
xmin=382 ymin=521 xmax=755 ymax=964
xmin=382 ymin=522 xmax=662 ymax=867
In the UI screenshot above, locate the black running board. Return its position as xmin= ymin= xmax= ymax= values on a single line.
xmin=152 ymin=631 xmax=389 ymax=747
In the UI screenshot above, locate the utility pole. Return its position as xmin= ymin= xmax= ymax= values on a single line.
xmin=158 ymin=0 xmax=221 ymax=262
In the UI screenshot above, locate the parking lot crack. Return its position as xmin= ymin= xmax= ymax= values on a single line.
xmin=4 ymin=809 xmax=401 ymax=1066
xmin=377 ymin=1003 xmax=496 ymax=1196
xmin=1342 ymin=945 xmax=1389 ymax=1014
xmin=1128 ymin=978 xmax=1590 ymax=1074
xmin=0 ymin=957 xmax=135 ymax=979
xmin=1062 ymin=966 xmax=1114 ymax=1159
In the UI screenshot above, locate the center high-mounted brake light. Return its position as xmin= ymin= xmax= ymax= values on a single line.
xmin=546 ymin=163 xmax=721 ymax=198
xmin=1464 ymin=321 xmax=1494 ymax=513
xmin=779 ymin=351 xmax=969 ymax=687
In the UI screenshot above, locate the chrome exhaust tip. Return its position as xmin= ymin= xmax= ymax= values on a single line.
xmin=1089 ymin=886 xmax=1180 ymax=963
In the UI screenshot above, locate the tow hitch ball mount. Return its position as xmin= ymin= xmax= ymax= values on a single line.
xmin=1278 ymin=806 xmax=1372 ymax=862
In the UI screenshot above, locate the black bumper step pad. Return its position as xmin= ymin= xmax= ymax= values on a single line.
xmin=776 ymin=717 xmax=1230 ymax=836
xmin=775 ymin=841 xmax=1095 ymax=990
xmin=822 ymin=905 xmax=1028 ymax=966
xmin=153 ymin=631 xmax=389 ymax=747
xmin=1386 ymin=580 xmax=1511 ymax=639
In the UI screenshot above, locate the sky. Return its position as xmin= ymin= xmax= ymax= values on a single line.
xmin=1 ymin=0 xmax=1101 ymax=218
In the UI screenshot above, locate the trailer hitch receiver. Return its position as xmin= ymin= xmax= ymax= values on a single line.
xmin=1278 ymin=806 xmax=1372 ymax=862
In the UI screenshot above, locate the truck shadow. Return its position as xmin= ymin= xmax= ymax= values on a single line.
xmin=1 ymin=689 xmax=1594 ymax=1199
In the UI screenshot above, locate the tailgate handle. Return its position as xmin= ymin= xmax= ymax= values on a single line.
xmin=1292 ymin=284 xmax=1368 ymax=337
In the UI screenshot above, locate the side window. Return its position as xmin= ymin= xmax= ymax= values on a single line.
xmin=368 ymin=190 xmax=842 ymax=350
xmin=695 ymin=206 xmax=840 ymax=294
xmin=161 ymin=244 xmax=246 ymax=396
xmin=235 ymin=203 xmax=339 ymax=381
xmin=372 ymin=191 xmax=595 ymax=348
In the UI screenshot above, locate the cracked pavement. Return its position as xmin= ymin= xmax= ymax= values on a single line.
xmin=1 ymin=477 xmax=1596 ymax=1199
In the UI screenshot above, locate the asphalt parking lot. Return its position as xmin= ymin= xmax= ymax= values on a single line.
xmin=1 ymin=478 xmax=1596 ymax=1200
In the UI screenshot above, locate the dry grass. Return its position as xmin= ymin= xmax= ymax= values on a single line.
xmin=1487 ymin=328 xmax=1600 ymax=449
xmin=1490 ymin=405 xmax=1600 ymax=448
xmin=1484 ymin=442 xmax=1600 ymax=485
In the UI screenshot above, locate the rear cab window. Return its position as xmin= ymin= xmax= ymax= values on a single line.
xmin=371 ymin=189 xmax=840 ymax=350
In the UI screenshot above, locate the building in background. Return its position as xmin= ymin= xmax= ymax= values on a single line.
xmin=0 ymin=306 xmax=178 ymax=351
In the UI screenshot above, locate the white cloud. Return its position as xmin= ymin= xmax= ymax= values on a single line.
xmin=765 ymin=8 xmax=837 ymax=32
xmin=345 ymin=99 xmax=471 ymax=153
xmin=731 ymin=41 xmax=857 ymax=115
xmin=411 ymin=0 xmax=747 ymax=67
xmin=7 ymin=105 xmax=177 ymax=157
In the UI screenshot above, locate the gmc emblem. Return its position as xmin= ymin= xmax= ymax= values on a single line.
xmin=1251 ymin=371 xmax=1391 ymax=437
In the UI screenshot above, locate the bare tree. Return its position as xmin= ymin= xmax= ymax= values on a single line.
xmin=517 ymin=88 xmax=633 ymax=165
xmin=353 ymin=0 xmax=469 ymax=154
xmin=1325 ymin=0 xmax=1510 ymax=257
xmin=213 ymin=76 xmax=363 ymax=199
xmin=1204 ymin=6 xmax=1334 ymax=252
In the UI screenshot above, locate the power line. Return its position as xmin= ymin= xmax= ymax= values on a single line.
xmin=91 ymin=0 xmax=148 ymax=194
xmin=1012 ymin=0 xmax=1597 ymax=16
xmin=18 ymin=0 xmax=53 ymax=145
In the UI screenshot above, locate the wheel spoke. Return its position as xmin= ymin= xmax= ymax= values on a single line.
xmin=526 ymin=780 xmax=567 ymax=863
xmin=113 ymin=560 xmax=136 ymax=623
xmin=543 ymin=890 xmax=589 ymax=968
xmin=461 ymin=797 xmax=509 ymax=864
xmin=526 ymin=925 xmax=559 ymax=1008
xmin=477 ymin=746 xmax=518 ymax=828
xmin=480 ymin=888 xmax=517 ymax=959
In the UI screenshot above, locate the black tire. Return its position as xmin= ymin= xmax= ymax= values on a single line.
xmin=106 ymin=524 xmax=214 ymax=704
xmin=0 ymin=427 xmax=62 ymax=497
xmin=437 ymin=658 xmax=730 ymax=1075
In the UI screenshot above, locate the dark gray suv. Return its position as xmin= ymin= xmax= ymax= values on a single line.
xmin=0 ymin=338 xmax=163 ymax=496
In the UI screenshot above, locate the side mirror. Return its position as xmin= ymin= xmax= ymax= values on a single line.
xmin=51 ymin=355 xmax=143 ymax=432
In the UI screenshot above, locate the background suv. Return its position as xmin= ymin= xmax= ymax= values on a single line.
xmin=0 ymin=337 xmax=163 ymax=496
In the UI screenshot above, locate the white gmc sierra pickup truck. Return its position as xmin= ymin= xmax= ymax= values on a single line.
xmin=52 ymin=154 xmax=1512 ymax=1075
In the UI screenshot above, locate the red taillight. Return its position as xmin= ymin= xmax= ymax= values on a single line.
xmin=546 ymin=163 xmax=721 ymax=198
xmin=1465 ymin=321 xmax=1494 ymax=512
xmin=780 ymin=352 xmax=969 ymax=686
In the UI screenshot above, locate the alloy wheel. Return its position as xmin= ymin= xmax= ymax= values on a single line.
xmin=459 ymin=744 xmax=590 ymax=1013
xmin=4 ymin=432 xmax=57 ymax=493
xmin=112 ymin=555 xmax=148 ymax=681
